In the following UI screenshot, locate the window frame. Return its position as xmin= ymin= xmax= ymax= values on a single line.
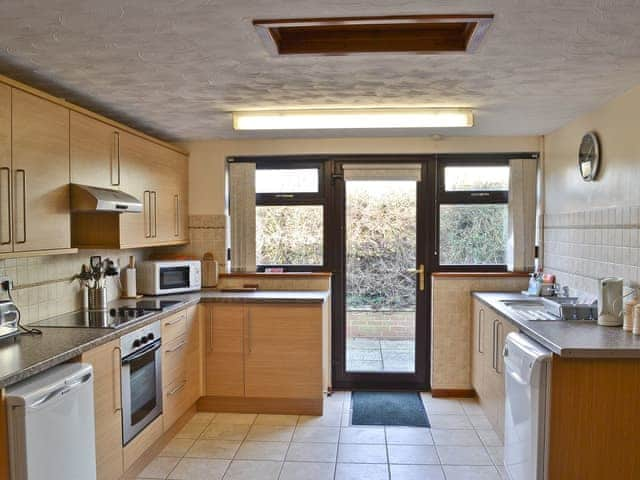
xmin=435 ymin=156 xmax=511 ymax=272
xmin=242 ymin=157 xmax=329 ymax=272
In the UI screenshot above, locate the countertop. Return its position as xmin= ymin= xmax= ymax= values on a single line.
xmin=0 ymin=289 xmax=329 ymax=389
xmin=473 ymin=291 xmax=640 ymax=358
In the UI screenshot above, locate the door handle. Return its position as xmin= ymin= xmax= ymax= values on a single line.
xmin=407 ymin=264 xmax=425 ymax=291
xmin=113 ymin=346 xmax=122 ymax=414
xmin=495 ymin=322 xmax=503 ymax=374
xmin=247 ymin=309 xmax=252 ymax=354
xmin=0 ymin=167 xmax=11 ymax=245
xmin=492 ymin=319 xmax=498 ymax=371
xmin=15 ymin=169 xmax=26 ymax=244
xmin=111 ymin=131 xmax=120 ymax=186
xmin=478 ymin=308 xmax=484 ymax=354
xmin=152 ymin=191 xmax=157 ymax=238
xmin=144 ymin=191 xmax=151 ymax=238
xmin=207 ymin=309 xmax=213 ymax=353
xmin=174 ymin=194 xmax=179 ymax=237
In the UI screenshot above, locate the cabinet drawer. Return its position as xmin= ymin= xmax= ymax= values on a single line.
xmin=163 ymin=377 xmax=190 ymax=430
xmin=162 ymin=309 xmax=187 ymax=343
xmin=162 ymin=335 xmax=188 ymax=388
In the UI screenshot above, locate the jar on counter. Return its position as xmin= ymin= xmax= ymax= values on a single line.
xmin=624 ymin=291 xmax=638 ymax=331
xmin=633 ymin=304 xmax=640 ymax=335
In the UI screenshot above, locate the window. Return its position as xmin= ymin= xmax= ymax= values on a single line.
xmin=254 ymin=162 xmax=325 ymax=269
xmin=437 ymin=160 xmax=509 ymax=270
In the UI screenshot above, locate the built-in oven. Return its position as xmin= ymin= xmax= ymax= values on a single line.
xmin=120 ymin=321 xmax=162 ymax=445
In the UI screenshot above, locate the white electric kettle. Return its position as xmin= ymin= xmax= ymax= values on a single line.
xmin=598 ymin=277 xmax=624 ymax=326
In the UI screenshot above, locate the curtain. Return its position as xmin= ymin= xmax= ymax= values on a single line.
xmin=342 ymin=163 xmax=422 ymax=181
xmin=228 ymin=162 xmax=256 ymax=272
xmin=507 ymin=158 xmax=538 ymax=272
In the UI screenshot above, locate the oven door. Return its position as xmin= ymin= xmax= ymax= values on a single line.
xmin=121 ymin=339 xmax=163 ymax=445
xmin=158 ymin=265 xmax=191 ymax=292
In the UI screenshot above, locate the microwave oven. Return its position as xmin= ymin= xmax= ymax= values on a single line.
xmin=137 ymin=260 xmax=201 ymax=295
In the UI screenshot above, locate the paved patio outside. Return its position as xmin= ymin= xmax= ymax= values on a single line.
xmin=346 ymin=338 xmax=415 ymax=373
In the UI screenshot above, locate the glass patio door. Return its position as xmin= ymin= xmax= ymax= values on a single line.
xmin=332 ymin=160 xmax=430 ymax=390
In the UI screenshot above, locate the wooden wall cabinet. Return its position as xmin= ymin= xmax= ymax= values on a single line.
xmin=0 ymin=84 xmax=11 ymax=255
xmin=81 ymin=339 xmax=124 ymax=480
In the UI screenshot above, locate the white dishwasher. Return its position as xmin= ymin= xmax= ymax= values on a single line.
xmin=503 ymin=333 xmax=552 ymax=480
xmin=5 ymin=363 xmax=97 ymax=480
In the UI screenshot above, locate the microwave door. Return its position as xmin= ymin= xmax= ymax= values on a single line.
xmin=159 ymin=266 xmax=190 ymax=290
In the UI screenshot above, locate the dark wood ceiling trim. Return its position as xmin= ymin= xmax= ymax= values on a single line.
xmin=253 ymin=14 xmax=494 ymax=56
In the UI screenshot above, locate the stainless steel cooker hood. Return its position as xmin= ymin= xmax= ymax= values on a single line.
xmin=70 ymin=184 xmax=143 ymax=213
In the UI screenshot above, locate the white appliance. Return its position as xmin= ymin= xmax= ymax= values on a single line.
xmin=597 ymin=277 xmax=624 ymax=326
xmin=5 ymin=363 xmax=96 ymax=480
xmin=137 ymin=260 xmax=201 ymax=295
xmin=504 ymin=333 xmax=552 ymax=480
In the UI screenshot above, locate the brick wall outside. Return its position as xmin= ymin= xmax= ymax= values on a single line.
xmin=346 ymin=310 xmax=415 ymax=340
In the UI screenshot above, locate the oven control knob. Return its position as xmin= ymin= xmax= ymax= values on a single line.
xmin=118 ymin=307 xmax=127 ymax=316
xmin=132 ymin=339 xmax=141 ymax=348
xmin=109 ymin=308 xmax=117 ymax=317
xmin=140 ymin=336 xmax=148 ymax=344
xmin=147 ymin=333 xmax=155 ymax=341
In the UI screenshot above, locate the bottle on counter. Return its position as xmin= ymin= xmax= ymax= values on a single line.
xmin=624 ymin=289 xmax=638 ymax=332
xmin=633 ymin=303 xmax=640 ymax=335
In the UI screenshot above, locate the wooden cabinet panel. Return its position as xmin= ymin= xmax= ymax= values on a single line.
xmin=244 ymin=304 xmax=322 ymax=399
xmin=0 ymin=84 xmax=10 ymax=254
xmin=162 ymin=309 xmax=187 ymax=344
xmin=82 ymin=339 xmax=124 ymax=480
xmin=185 ymin=306 xmax=202 ymax=405
xmin=205 ymin=304 xmax=245 ymax=397
xmin=70 ymin=112 xmax=120 ymax=189
xmin=11 ymin=89 xmax=70 ymax=252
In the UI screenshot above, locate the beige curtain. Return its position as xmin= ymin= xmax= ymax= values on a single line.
xmin=342 ymin=163 xmax=422 ymax=181
xmin=507 ymin=158 xmax=538 ymax=272
xmin=228 ymin=162 xmax=256 ymax=272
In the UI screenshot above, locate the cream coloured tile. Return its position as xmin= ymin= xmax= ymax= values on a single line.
xmin=246 ymin=425 xmax=294 ymax=442
xmin=337 ymin=444 xmax=387 ymax=464
xmin=186 ymin=439 xmax=241 ymax=459
xmin=442 ymin=465 xmax=501 ymax=479
xmin=212 ymin=413 xmax=257 ymax=425
xmin=167 ymin=458 xmax=229 ymax=480
xmin=428 ymin=414 xmax=473 ymax=430
xmin=234 ymin=441 xmax=288 ymax=461
xmin=335 ymin=463 xmax=388 ymax=480
xmin=339 ymin=427 xmax=385 ymax=444
xmin=202 ymin=424 xmax=251 ymax=441
xmin=175 ymin=422 xmax=208 ymax=439
xmin=253 ymin=414 xmax=298 ymax=426
xmin=138 ymin=456 xmax=180 ymax=479
xmin=279 ymin=462 xmax=334 ymax=480
xmin=477 ymin=429 xmax=503 ymax=447
xmin=285 ymin=442 xmax=338 ymax=463
xmin=160 ymin=438 xmax=196 ymax=457
xmin=389 ymin=464 xmax=445 ymax=480
xmin=385 ymin=427 xmax=433 ymax=445
xmin=431 ymin=429 xmax=482 ymax=446
xmin=387 ymin=444 xmax=439 ymax=465
xmin=292 ymin=426 xmax=340 ymax=443
xmin=222 ymin=460 xmax=282 ymax=480
xmin=436 ymin=446 xmax=493 ymax=466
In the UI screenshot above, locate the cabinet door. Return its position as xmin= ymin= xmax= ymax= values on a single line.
xmin=82 ymin=339 xmax=124 ymax=480
xmin=185 ymin=305 xmax=202 ymax=405
xmin=244 ymin=304 xmax=322 ymax=399
xmin=70 ymin=112 xmax=120 ymax=188
xmin=0 ymin=84 xmax=11 ymax=253
xmin=471 ymin=299 xmax=486 ymax=397
xmin=481 ymin=313 xmax=501 ymax=430
xmin=154 ymin=146 xmax=187 ymax=243
xmin=205 ymin=304 xmax=245 ymax=397
xmin=11 ymin=89 xmax=70 ymax=252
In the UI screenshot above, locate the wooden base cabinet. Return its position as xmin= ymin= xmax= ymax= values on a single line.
xmin=81 ymin=339 xmax=124 ymax=480
xmin=203 ymin=302 xmax=326 ymax=414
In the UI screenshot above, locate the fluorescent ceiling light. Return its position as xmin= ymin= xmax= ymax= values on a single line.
xmin=232 ymin=108 xmax=473 ymax=130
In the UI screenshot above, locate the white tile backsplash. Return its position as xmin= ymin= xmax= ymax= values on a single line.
xmin=544 ymin=205 xmax=640 ymax=295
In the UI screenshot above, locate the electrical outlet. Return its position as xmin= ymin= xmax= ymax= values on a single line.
xmin=0 ymin=276 xmax=13 ymax=292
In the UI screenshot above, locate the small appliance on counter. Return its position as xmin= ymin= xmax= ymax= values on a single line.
xmin=0 ymin=299 xmax=19 ymax=342
xmin=598 ymin=277 xmax=624 ymax=326
xmin=201 ymin=252 xmax=219 ymax=288
xmin=137 ymin=260 xmax=201 ymax=295
xmin=122 ymin=255 xmax=140 ymax=299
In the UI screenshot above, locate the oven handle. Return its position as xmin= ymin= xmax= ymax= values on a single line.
xmin=121 ymin=339 xmax=162 ymax=364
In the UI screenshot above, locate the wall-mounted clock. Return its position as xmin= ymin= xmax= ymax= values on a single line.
xmin=578 ymin=131 xmax=600 ymax=181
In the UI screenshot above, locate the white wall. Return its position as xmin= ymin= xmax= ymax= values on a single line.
xmin=185 ymin=136 xmax=541 ymax=216
xmin=543 ymin=85 xmax=640 ymax=294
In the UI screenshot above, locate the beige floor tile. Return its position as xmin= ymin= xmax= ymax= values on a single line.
xmin=339 ymin=427 xmax=385 ymax=444
xmin=138 ymin=456 xmax=180 ymax=479
xmin=292 ymin=426 xmax=340 ymax=443
xmin=436 ymin=446 xmax=493 ymax=466
xmin=486 ymin=445 xmax=504 ymax=466
xmin=477 ymin=429 xmax=503 ymax=447
xmin=159 ymin=438 xmax=196 ymax=457
xmin=431 ymin=429 xmax=482 ymax=446
xmin=202 ymin=423 xmax=251 ymax=441
xmin=341 ymin=412 xmax=351 ymax=426
xmin=385 ymin=426 xmax=433 ymax=445
xmin=186 ymin=439 xmax=241 ymax=459
xmin=334 ymin=463 xmax=388 ymax=480
xmin=459 ymin=399 xmax=485 ymax=416
xmin=298 ymin=411 xmax=342 ymax=427
xmin=389 ymin=464 xmax=446 ymax=480
xmin=422 ymin=398 xmax=465 ymax=414
xmin=253 ymin=414 xmax=299 ymax=426
xmin=212 ymin=413 xmax=257 ymax=425
xmin=337 ymin=444 xmax=387 ymax=463
xmin=285 ymin=442 xmax=338 ymax=462
xmin=234 ymin=441 xmax=289 ymax=461
xmin=246 ymin=425 xmax=295 ymax=442
xmin=428 ymin=414 xmax=473 ymax=430
xmin=188 ymin=412 xmax=217 ymax=425
xmin=175 ymin=422 xmax=208 ymax=439
xmin=468 ymin=414 xmax=493 ymax=430
xmin=222 ymin=460 xmax=282 ymax=480
xmin=387 ymin=444 xmax=439 ymax=465
xmin=167 ymin=458 xmax=230 ymax=480
xmin=279 ymin=462 xmax=335 ymax=480
xmin=442 ymin=465 xmax=502 ymax=479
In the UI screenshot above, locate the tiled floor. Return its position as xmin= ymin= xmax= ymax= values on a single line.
xmin=128 ymin=392 xmax=506 ymax=480
xmin=346 ymin=339 xmax=415 ymax=373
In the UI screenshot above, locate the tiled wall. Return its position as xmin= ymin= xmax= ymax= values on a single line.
xmin=544 ymin=206 xmax=640 ymax=296
xmin=431 ymin=275 xmax=529 ymax=390
xmin=164 ymin=214 xmax=227 ymax=268
xmin=0 ymin=250 xmax=144 ymax=325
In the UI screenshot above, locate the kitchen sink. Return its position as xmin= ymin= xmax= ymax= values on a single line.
xmin=500 ymin=299 xmax=546 ymax=310
xmin=499 ymin=297 xmax=597 ymax=321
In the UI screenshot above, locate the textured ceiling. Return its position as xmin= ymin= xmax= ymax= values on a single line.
xmin=0 ymin=0 xmax=639 ymax=141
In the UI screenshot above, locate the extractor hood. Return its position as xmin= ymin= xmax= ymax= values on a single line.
xmin=70 ymin=184 xmax=143 ymax=213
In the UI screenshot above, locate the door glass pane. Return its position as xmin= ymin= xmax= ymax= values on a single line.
xmin=345 ymin=180 xmax=416 ymax=373
xmin=444 ymin=165 xmax=509 ymax=191
xmin=256 ymin=168 xmax=319 ymax=193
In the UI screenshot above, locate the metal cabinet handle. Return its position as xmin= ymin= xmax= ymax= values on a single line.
xmin=247 ymin=309 xmax=252 ymax=354
xmin=207 ymin=308 xmax=213 ymax=353
xmin=174 ymin=194 xmax=179 ymax=237
xmin=165 ymin=340 xmax=186 ymax=353
xmin=168 ymin=380 xmax=187 ymax=396
xmin=113 ymin=346 xmax=122 ymax=414
xmin=495 ymin=322 xmax=503 ymax=374
xmin=165 ymin=314 xmax=185 ymax=326
xmin=478 ymin=308 xmax=484 ymax=354
xmin=144 ymin=190 xmax=151 ymax=238
xmin=152 ymin=191 xmax=157 ymax=238
xmin=0 ymin=167 xmax=11 ymax=245
xmin=491 ymin=319 xmax=498 ymax=371
xmin=15 ymin=169 xmax=26 ymax=243
xmin=111 ymin=131 xmax=120 ymax=186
